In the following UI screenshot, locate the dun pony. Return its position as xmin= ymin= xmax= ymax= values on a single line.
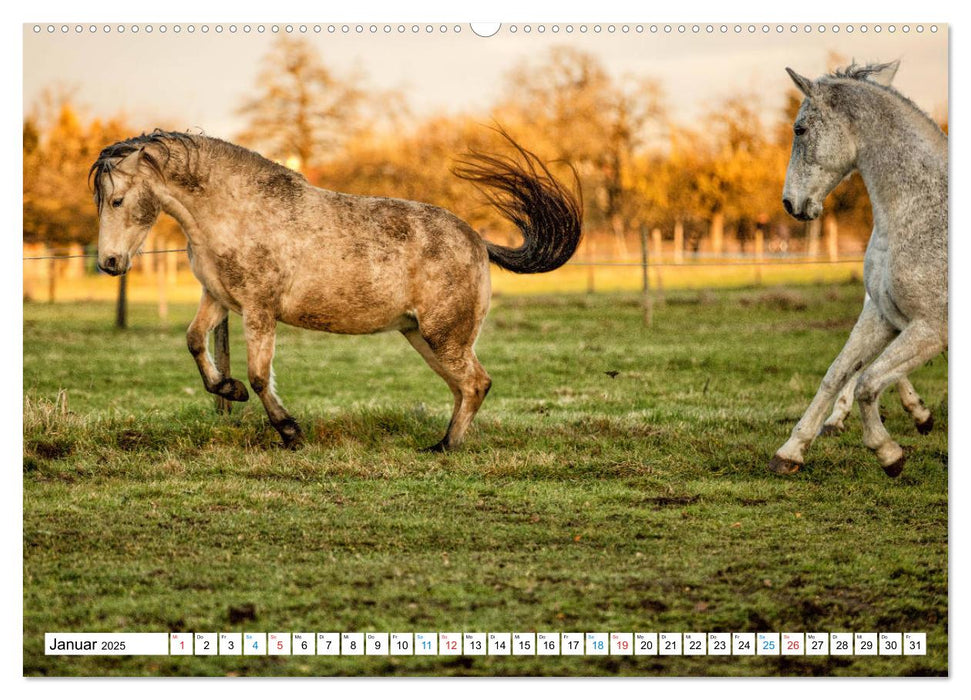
xmin=91 ymin=129 xmax=582 ymax=450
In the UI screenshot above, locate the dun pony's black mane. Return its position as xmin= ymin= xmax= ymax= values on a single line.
xmin=89 ymin=129 xmax=199 ymax=210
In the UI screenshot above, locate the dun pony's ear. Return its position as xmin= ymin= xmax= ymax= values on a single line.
xmin=786 ymin=67 xmax=816 ymax=98
xmin=867 ymin=60 xmax=900 ymax=86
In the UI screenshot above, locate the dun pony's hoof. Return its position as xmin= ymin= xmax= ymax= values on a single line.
xmin=421 ymin=439 xmax=450 ymax=453
xmin=768 ymin=454 xmax=802 ymax=475
xmin=883 ymin=454 xmax=907 ymax=478
xmin=214 ymin=378 xmax=249 ymax=402
xmin=915 ymin=415 xmax=935 ymax=435
xmin=275 ymin=418 xmax=304 ymax=450
xmin=819 ymin=423 xmax=844 ymax=437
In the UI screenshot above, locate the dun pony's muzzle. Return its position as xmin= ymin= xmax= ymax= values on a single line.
xmin=98 ymin=253 xmax=130 ymax=276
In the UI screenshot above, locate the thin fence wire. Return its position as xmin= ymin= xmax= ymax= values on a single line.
xmin=23 ymin=248 xmax=864 ymax=268
xmin=23 ymin=248 xmax=188 ymax=261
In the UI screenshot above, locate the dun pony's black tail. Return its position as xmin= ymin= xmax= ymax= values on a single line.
xmin=452 ymin=130 xmax=583 ymax=274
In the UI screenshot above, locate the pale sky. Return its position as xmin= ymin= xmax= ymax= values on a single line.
xmin=23 ymin=23 xmax=948 ymax=139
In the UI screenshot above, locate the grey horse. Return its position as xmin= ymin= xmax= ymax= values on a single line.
xmin=91 ymin=129 xmax=582 ymax=450
xmin=770 ymin=61 xmax=947 ymax=477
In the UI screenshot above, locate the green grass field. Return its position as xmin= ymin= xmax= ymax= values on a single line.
xmin=23 ymin=283 xmax=947 ymax=676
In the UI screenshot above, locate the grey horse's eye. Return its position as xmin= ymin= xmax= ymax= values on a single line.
xmin=794 ymin=124 xmax=807 ymax=137
xmin=111 ymin=197 xmax=124 ymax=208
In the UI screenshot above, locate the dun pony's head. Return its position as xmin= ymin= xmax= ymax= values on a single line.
xmin=89 ymin=130 xmax=194 ymax=275
xmin=782 ymin=61 xmax=899 ymax=221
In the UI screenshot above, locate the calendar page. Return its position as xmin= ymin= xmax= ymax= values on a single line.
xmin=21 ymin=7 xmax=949 ymax=680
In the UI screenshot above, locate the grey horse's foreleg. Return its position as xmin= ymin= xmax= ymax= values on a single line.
xmin=770 ymin=299 xmax=896 ymax=474
xmin=242 ymin=310 xmax=302 ymax=448
xmin=187 ymin=290 xmax=249 ymax=402
xmin=403 ymin=325 xmax=491 ymax=452
xmin=896 ymin=376 xmax=934 ymax=434
xmin=855 ymin=321 xmax=945 ymax=477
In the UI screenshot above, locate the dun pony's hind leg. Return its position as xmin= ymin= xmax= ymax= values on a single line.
xmin=242 ymin=309 xmax=303 ymax=448
xmin=855 ymin=321 xmax=945 ymax=477
xmin=402 ymin=330 xmax=462 ymax=449
xmin=770 ymin=299 xmax=896 ymax=474
xmin=403 ymin=325 xmax=491 ymax=452
xmin=896 ymin=377 xmax=934 ymax=434
xmin=820 ymin=370 xmax=861 ymax=436
xmin=187 ymin=290 xmax=248 ymax=402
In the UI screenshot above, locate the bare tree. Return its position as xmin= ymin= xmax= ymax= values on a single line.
xmin=499 ymin=47 xmax=665 ymax=254
xmin=236 ymin=37 xmax=370 ymax=174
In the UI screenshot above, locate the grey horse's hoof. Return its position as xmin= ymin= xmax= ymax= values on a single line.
xmin=768 ymin=454 xmax=803 ymax=475
xmin=214 ymin=378 xmax=249 ymax=402
xmin=883 ymin=454 xmax=907 ymax=478
xmin=819 ymin=423 xmax=844 ymax=437
xmin=275 ymin=418 xmax=304 ymax=449
xmin=915 ymin=415 xmax=934 ymax=435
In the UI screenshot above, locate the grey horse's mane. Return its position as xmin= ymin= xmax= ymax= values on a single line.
xmin=825 ymin=62 xmax=946 ymax=136
xmin=828 ymin=61 xmax=897 ymax=82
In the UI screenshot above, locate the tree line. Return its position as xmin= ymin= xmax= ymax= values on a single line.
xmin=25 ymin=38 xmax=943 ymax=258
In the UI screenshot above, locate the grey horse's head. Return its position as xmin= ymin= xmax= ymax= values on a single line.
xmin=89 ymin=134 xmax=176 ymax=275
xmin=781 ymin=62 xmax=899 ymax=221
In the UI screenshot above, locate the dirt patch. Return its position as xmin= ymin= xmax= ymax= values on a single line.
xmin=30 ymin=439 xmax=74 ymax=460
xmin=641 ymin=494 xmax=699 ymax=508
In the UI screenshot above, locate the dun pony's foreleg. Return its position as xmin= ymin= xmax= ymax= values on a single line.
xmin=404 ymin=325 xmax=491 ymax=452
xmin=770 ymin=299 xmax=896 ymax=474
xmin=187 ymin=290 xmax=248 ymax=402
xmin=855 ymin=321 xmax=945 ymax=477
xmin=896 ymin=376 xmax=934 ymax=434
xmin=242 ymin=310 xmax=303 ymax=448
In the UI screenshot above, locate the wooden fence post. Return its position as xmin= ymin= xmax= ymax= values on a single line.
xmin=807 ymin=218 xmax=821 ymax=258
xmin=115 ymin=275 xmax=127 ymax=329
xmin=213 ymin=317 xmax=232 ymax=414
xmin=825 ymin=214 xmax=839 ymax=262
xmin=754 ymin=227 xmax=765 ymax=286
xmin=157 ymin=251 xmax=169 ymax=325
xmin=640 ymin=226 xmax=652 ymax=327
xmin=673 ymin=220 xmax=684 ymax=265
xmin=586 ymin=237 xmax=596 ymax=295
xmin=651 ymin=227 xmax=665 ymax=303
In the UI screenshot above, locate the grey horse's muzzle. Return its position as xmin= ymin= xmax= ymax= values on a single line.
xmin=782 ymin=196 xmax=821 ymax=222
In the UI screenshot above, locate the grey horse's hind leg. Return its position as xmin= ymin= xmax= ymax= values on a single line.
xmin=820 ymin=370 xmax=860 ymax=436
xmin=242 ymin=310 xmax=303 ymax=448
xmin=821 ymin=373 xmax=933 ymax=437
xmin=855 ymin=321 xmax=945 ymax=477
xmin=187 ymin=290 xmax=249 ymax=402
xmin=770 ymin=299 xmax=896 ymax=474
xmin=896 ymin=376 xmax=934 ymax=434
xmin=403 ymin=325 xmax=491 ymax=452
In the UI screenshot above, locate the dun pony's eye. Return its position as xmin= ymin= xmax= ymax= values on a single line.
xmin=793 ymin=124 xmax=807 ymax=137
xmin=111 ymin=197 xmax=124 ymax=208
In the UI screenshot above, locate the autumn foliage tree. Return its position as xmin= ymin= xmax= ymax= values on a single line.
xmin=495 ymin=47 xmax=666 ymax=255
xmin=23 ymin=98 xmax=130 ymax=246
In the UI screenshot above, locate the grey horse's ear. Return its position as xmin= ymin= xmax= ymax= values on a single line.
xmin=786 ymin=67 xmax=815 ymax=98
xmin=867 ymin=60 xmax=900 ymax=86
